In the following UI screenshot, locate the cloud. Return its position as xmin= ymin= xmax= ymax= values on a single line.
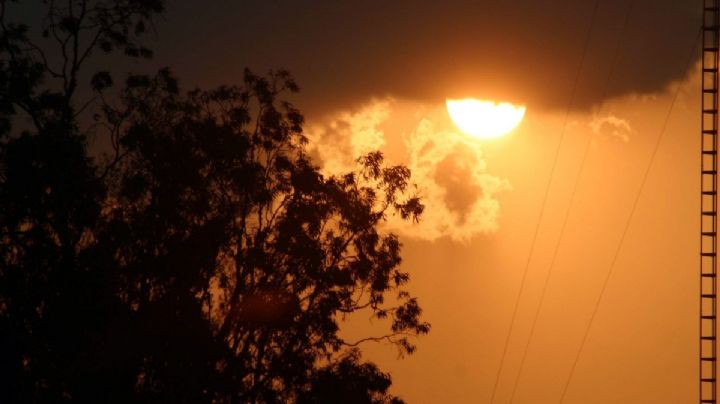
xmin=307 ymin=100 xmax=511 ymax=242
xmin=394 ymin=119 xmax=511 ymax=242
xmin=155 ymin=0 xmax=699 ymax=117
xmin=589 ymin=114 xmax=633 ymax=142
xmin=306 ymin=99 xmax=391 ymax=175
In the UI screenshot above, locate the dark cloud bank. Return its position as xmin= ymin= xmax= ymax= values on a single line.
xmin=151 ymin=0 xmax=697 ymax=115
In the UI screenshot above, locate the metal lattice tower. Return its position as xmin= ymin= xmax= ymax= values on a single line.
xmin=702 ymin=1 xmax=720 ymax=402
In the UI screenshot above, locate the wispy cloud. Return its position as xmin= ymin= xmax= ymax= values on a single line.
xmin=589 ymin=114 xmax=633 ymax=142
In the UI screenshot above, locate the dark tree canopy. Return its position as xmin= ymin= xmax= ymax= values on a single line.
xmin=0 ymin=1 xmax=428 ymax=402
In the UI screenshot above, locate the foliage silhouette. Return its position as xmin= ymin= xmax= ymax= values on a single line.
xmin=0 ymin=1 xmax=429 ymax=402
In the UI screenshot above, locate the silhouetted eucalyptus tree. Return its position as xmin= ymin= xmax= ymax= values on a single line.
xmin=1 ymin=0 xmax=164 ymax=401
xmin=0 ymin=1 xmax=428 ymax=402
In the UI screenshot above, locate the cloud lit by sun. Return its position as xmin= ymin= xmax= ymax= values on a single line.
xmin=589 ymin=113 xmax=633 ymax=143
xmin=306 ymin=99 xmax=511 ymax=242
xmin=446 ymin=98 xmax=526 ymax=139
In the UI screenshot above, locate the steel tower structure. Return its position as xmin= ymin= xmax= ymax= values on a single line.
xmin=701 ymin=1 xmax=720 ymax=402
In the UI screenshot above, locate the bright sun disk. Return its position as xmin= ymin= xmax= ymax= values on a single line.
xmin=446 ymin=98 xmax=526 ymax=139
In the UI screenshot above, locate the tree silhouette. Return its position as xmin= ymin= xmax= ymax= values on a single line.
xmin=1 ymin=1 xmax=428 ymax=402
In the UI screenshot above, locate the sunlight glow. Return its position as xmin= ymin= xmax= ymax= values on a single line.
xmin=446 ymin=98 xmax=526 ymax=139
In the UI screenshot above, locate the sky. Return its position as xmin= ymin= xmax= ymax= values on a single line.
xmin=138 ymin=1 xmax=704 ymax=402
xmin=41 ymin=0 xmax=704 ymax=402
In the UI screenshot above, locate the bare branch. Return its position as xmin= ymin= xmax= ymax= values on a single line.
xmin=341 ymin=332 xmax=415 ymax=347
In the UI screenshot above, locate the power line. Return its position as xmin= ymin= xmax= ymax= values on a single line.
xmin=506 ymin=2 xmax=636 ymax=402
xmin=557 ymin=28 xmax=702 ymax=403
xmin=488 ymin=0 xmax=602 ymax=401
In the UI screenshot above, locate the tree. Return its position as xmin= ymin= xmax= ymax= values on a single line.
xmin=0 ymin=0 xmax=164 ymax=401
xmin=0 ymin=1 xmax=429 ymax=402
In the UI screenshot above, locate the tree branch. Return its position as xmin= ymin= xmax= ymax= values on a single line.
xmin=341 ymin=332 xmax=414 ymax=348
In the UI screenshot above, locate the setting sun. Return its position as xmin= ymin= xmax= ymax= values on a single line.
xmin=446 ymin=98 xmax=526 ymax=139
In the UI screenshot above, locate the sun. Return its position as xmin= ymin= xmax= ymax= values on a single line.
xmin=446 ymin=98 xmax=526 ymax=139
